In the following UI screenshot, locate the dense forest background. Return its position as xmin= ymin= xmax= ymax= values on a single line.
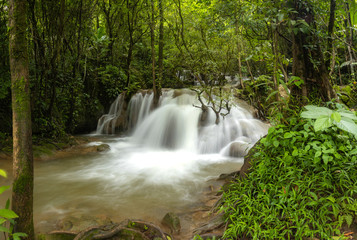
xmin=0 ymin=0 xmax=356 ymax=139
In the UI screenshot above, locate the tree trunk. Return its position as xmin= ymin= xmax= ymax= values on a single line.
xmin=151 ymin=0 xmax=159 ymax=107
xmin=158 ymin=0 xmax=164 ymax=86
xmin=290 ymin=0 xmax=336 ymax=102
xmin=326 ymin=0 xmax=336 ymax=69
xmin=8 ymin=0 xmax=34 ymax=239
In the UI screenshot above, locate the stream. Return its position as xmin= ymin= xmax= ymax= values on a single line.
xmin=0 ymin=89 xmax=269 ymax=237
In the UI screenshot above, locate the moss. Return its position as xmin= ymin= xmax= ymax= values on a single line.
xmin=13 ymin=171 xmax=32 ymax=195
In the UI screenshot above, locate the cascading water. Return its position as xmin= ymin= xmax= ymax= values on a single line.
xmin=0 ymin=89 xmax=270 ymax=234
xmin=96 ymin=89 xmax=268 ymax=156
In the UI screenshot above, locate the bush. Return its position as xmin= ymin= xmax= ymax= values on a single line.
xmin=221 ymin=114 xmax=357 ymax=239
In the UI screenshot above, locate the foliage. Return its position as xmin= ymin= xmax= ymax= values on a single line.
xmin=301 ymin=104 xmax=357 ymax=139
xmin=0 ymin=170 xmax=28 ymax=240
xmin=221 ymin=115 xmax=357 ymax=239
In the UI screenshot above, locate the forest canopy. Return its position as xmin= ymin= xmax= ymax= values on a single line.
xmin=0 ymin=0 xmax=356 ymax=139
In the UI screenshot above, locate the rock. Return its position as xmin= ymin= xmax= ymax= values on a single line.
xmin=193 ymin=212 xmax=225 ymax=236
xmin=73 ymin=220 xmax=169 ymax=240
xmin=229 ymin=142 xmax=251 ymax=158
xmin=162 ymin=212 xmax=181 ymax=234
xmin=97 ymin=144 xmax=110 ymax=152
xmin=217 ymin=171 xmax=239 ymax=182
xmin=46 ymin=231 xmax=76 ymax=240
xmin=240 ymin=137 xmax=264 ymax=179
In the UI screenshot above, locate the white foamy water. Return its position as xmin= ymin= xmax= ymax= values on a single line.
xmin=1 ymin=89 xmax=269 ymax=234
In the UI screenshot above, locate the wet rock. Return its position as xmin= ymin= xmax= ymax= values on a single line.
xmin=217 ymin=171 xmax=239 ymax=182
xmin=46 ymin=231 xmax=76 ymax=240
xmin=229 ymin=142 xmax=251 ymax=158
xmin=73 ymin=220 xmax=170 ymax=240
xmin=193 ymin=212 xmax=225 ymax=236
xmin=240 ymin=137 xmax=264 ymax=179
xmin=162 ymin=212 xmax=181 ymax=234
xmin=97 ymin=144 xmax=110 ymax=152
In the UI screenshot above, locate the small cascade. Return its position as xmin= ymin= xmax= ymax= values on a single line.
xmin=96 ymin=89 xmax=269 ymax=156
xmin=96 ymin=94 xmax=126 ymax=134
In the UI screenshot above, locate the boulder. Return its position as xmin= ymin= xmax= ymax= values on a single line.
xmin=97 ymin=144 xmax=110 ymax=152
xmin=161 ymin=212 xmax=181 ymax=234
xmin=229 ymin=142 xmax=251 ymax=158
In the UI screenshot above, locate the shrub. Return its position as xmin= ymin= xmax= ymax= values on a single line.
xmin=221 ymin=113 xmax=357 ymax=239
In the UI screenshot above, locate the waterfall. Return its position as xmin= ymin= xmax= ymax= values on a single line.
xmin=96 ymin=89 xmax=268 ymax=156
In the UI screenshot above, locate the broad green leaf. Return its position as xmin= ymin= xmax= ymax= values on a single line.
xmin=351 ymin=149 xmax=357 ymax=155
xmin=284 ymin=133 xmax=293 ymax=138
xmin=315 ymin=151 xmax=322 ymax=157
xmin=335 ymin=119 xmax=357 ymax=138
xmin=301 ymin=105 xmax=332 ymax=119
xmin=273 ymin=140 xmax=279 ymax=148
xmin=331 ymin=112 xmax=341 ymax=123
xmin=0 ymin=226 xmax=10 ymax=233
xmin=0 ymin=209 xmax=19 ymax=219
xmin=0 ymin=170 xmax=7 ymax=178
xmin=339 ymin=111 xmax=357 ymax=120
xmin=314 ymin=116 xmax=333 ymax=132
xmin=0 ymin=185 xmax=10 ymax=195
xmin=292 ymin=149 xmax=298 ymax=157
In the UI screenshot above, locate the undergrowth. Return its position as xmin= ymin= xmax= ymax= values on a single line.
xmin=221 ymin=115 xmax=357 ymax=239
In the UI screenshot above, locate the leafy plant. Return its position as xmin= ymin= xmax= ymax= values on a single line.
xmin=221 ymin=116 xmax=357 ymax=239
xmin=0 ymin=169 xmax=27 ymax=240
xmin=301 ymin=104 xmax=357 ymax=139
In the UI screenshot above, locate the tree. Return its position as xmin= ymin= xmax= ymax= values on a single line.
xmin=8 ymin=0 xmax=34 ymax=239
xmin=290 ymin=0 xmax=337 ymax=102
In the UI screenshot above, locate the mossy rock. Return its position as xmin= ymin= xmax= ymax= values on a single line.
xmin=161 ymin=212 xmax=181 ymax=234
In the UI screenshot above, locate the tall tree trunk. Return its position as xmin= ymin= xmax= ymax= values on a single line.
xmin=9 ymin=0 xmax=34 ymax=239
xmin=290 ymin=0 xmax=336 ymax=102
xmin=158 ymin=0 xmax=164 ymax=86
xmin=345 ymin=2 xmax=356 ymax=81
xmin=326 ymin=0 xmax=336 ymax=69
xmin=151 ymin=0 xmax=159 ymax=107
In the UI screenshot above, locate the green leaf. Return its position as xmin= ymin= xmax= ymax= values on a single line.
xmin=284 ymin=133 xmax=293 ymax=138
xmin=309 ymin=191 xmax=318 ymax=201
xmin=0 ymin=209 xmax=19 ymax=219
xmin=351 ymin=149 xmax=357 ymax=155
xmin=13 ymin=232 xmax=28 ymax=240
xmin=331 ymin=112 xmax=341 ymax=123
xmin=292 ymin=149 xmax=298 ymax=157
xmin=0 ymin=225 xmax=10 ymax=233
xmin=0 ymin=185 xmax=10 ymax=195
xmin=344 ymin=215 xmax=353 ymax=227
xmin=273 ymin=140 xmax=279 ymax=148
xmin=339 ymin=111 xmax=357 ymax=120
xmin=301 ymin=105 xmax=332 ymax=119
xmin=314 ymin=116 xmax=333 ymax=132
xmin=335 ymin=119 xmax=357 ymax=137
xmin=277 ymin=13 xmax=284 ymax=22
xmin=0 ymin=170 xmax=7 ymax=178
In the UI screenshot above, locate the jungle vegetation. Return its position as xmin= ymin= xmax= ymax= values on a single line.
xmin=1 ymin=0 xmax=357 ymax=239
